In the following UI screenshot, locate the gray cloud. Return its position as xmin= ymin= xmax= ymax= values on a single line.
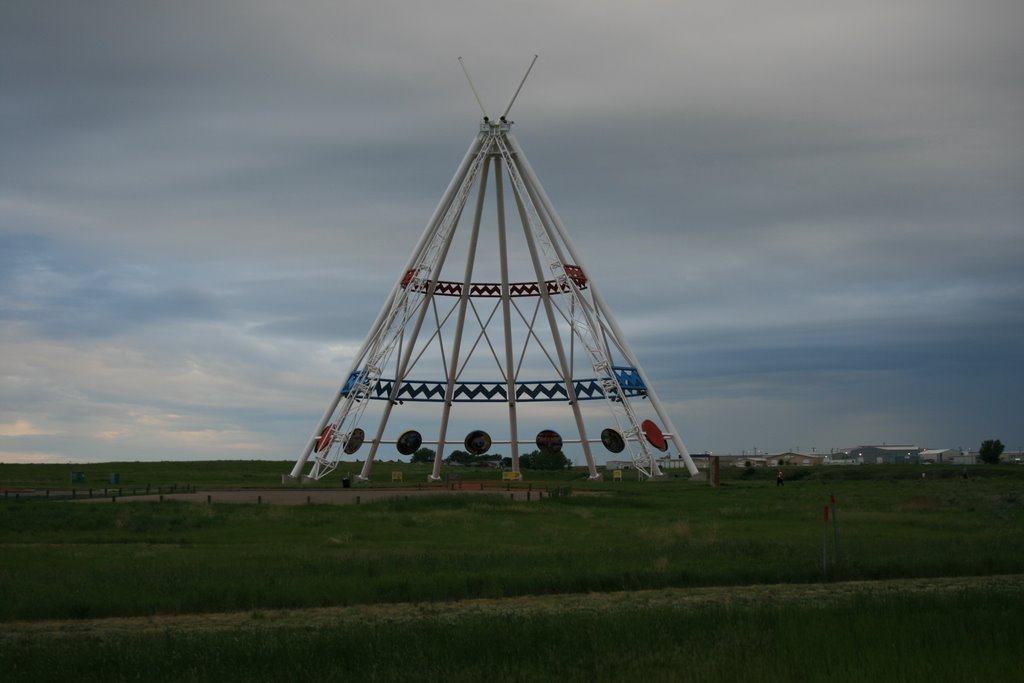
xmin=1 ymin=0 xmax=1021 ymax=464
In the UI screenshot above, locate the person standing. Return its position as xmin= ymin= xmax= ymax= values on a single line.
xmin=776 ymin=470 xmax=784 ymax=487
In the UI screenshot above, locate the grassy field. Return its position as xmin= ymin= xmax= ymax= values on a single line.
xmin=0 ymin=458 xmax=590 ymax=490
xmin=1 ymin=461 xmax=1022 ymax=681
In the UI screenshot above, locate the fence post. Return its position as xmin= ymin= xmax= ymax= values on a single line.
xmin=830 ymin=493 xmax=840 ymax=570
xmin=822 ymin=505 xmax=830 ymax=579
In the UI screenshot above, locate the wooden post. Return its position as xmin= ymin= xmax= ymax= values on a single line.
xmin=822 ymin=505 xmax=830 ymax=578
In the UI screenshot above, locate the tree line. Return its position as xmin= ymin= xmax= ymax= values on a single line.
xmin=409 ymin=448 xmax=570 ymax=470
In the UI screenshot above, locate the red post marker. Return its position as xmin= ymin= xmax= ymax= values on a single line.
xmin=824 ymin=506 xmax=830 ymax=522
xmin=830 ymin=494 xmax=840 ymax=569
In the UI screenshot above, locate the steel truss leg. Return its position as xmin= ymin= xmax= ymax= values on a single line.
xmin=360 ymin=147 xmax=489 ymax=482
xmin=511 ymin=175 xmax=599 ymax=479
xmin=508 ymin=133 xmax=697 ymax=477
xmin=289 ymin=134 xmax=485 ymax=483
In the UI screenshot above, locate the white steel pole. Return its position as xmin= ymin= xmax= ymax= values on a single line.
xmin=402 ymin=135 xmax=486 ymax=287
xmin=431 ymin=147 xmax=491 ymax=481
xmin=511 ymin=165 xmax=599 ymax=479
xmin=508 ymin=133 xmax=697 ymax=476
xmin=288 ymin=135 xmax=484 ymax=482
xmin=493 ymin=157 xmax=520 ymax=473
xmin=288 ymin=311 xmax=383 ymax=480
xmin=359 ymin=151 xmax=487 ymax=481
xmin=507 ymin=141 xmax=657 ymax=475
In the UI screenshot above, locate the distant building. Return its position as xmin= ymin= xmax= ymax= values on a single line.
xmin=766 ymin=452 xmax=825 ymax=467
xmin=946 ymin=451 xmax=977 ymax=465
xmin=919 ymin=448 xmax=959 ymax=464
xmin=847 ymin=445 xmax=922 ymax=465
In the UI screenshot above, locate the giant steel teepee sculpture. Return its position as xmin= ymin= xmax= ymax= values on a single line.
xmin=285 ymin=59 xmax=698 ymax=484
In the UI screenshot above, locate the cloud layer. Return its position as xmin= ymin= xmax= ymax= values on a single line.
xmin=2 ymin=1 xmax=1022 ymax=465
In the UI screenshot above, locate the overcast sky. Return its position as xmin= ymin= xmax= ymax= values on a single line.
xmin=2 ymin=0 xmax=1022 ymax=467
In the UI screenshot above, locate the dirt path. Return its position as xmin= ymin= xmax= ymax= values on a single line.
xmin=4 ymin=574 xmax=1022 ymax=640
xmin=68 ymin=485 xmax=542 ymax=505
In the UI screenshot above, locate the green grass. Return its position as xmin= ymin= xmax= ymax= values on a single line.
xmin=1 ymin=468 xmax=1022 ymax=620
xmin=2 ymin=587 xmax=1021 ymax=682
xmin=1 ymin=462 xmax=1023 ymax=680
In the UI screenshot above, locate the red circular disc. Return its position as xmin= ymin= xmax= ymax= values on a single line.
xmin=315 ymin=424 xmax=337 ymax=453
xmin=641 ymin=419 xmax=668 ymax=452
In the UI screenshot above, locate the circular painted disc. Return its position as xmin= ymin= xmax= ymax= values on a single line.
xmin=396 ymin=429 xmax=423 ymax=456
xmin=536 ymin=429 xmax=563 ymax=454
xmin=600 ymin=428 xmax=625 ymax=454
xmin=464 ymin=430 xmax=492 ymax=455
xmin=314 ymin=424 xmax=336 ymax=453
xmin=641 ymin=420 xmax=668 ymax=452
xmin=343 ymin=428 xmax=365 ymax=455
